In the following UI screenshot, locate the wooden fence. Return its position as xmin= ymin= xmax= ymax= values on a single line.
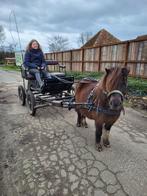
xmin=45 ymin=38 xmax=147 ymax=79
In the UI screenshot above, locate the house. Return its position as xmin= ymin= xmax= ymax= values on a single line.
xmin=81 ymin=28 xmax=121 ymax=48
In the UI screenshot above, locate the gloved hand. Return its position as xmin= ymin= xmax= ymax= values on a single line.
xmin=40 ymin=66 xmax=45 ymax=70
xmin=37 ymin=66 xmax=45 ymax=70
xmin=41 ymin=63 xmax=46 ymax=70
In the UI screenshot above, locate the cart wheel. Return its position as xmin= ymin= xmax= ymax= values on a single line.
xmin=26 ymin=90 xmax=36 ymax=116
xmin=18 ymin=85 xmax=26 ymax=106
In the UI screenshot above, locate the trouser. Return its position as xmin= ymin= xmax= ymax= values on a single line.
xmin=29 ymin=68 xmax=51 ymax=87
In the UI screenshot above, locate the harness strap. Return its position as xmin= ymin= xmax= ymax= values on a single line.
xmin=69 ymin=102 xmax=121 ymax=116
xmin=86 ymin=87 xmax=123 ymax=115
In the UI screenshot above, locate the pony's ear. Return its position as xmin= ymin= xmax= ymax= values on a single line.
xmin=121 ymin=67 xmax=130 ymax=75
xmin=105 ymin=68 xmax=111 ymax=74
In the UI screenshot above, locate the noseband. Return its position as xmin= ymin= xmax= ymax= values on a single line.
xmin=107 ymin=90 xmax=124 ymax=101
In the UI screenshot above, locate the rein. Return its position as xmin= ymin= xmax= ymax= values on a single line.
xmin=68 ymin=100 xmax=122 ymax=116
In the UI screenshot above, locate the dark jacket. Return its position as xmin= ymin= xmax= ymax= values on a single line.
xmin=24 ymin=49 xmax=46 ymax=69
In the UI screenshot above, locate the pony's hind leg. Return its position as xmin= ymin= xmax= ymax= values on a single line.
xmin=81 ymin=116 xmax=88 ymax=128
xmin=76 ymin=111 xmax=88 ymax=128
xmin=103 ymin=124 xmax=112 ymax=148
xmin=95 ymin=122 xmax=103 ymax=151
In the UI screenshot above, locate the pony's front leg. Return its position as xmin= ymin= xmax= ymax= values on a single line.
xmin=103 ymin=124 xmax=112 ymax=148
xmin=76 ymin=111 xmax=82 ymax=127
xmin=95 ymin=122 xmax=103 ymax=151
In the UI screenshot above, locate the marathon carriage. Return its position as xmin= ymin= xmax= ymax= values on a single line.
xmin=18 ymin=60 xmax=75 ymax=116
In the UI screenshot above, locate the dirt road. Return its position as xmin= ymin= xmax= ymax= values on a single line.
xmin=0 ymin=70 xmax=147 ymax=196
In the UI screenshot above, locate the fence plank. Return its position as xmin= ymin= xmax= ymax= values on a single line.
xmin=45 ymin=39 xmax=147 ymax=78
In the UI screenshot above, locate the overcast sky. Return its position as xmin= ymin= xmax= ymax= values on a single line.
xmin=0 ymin=0 xmax=147 ymax=52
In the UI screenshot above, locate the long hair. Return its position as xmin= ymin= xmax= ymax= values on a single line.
xmin=26 ymin=39 xmax=43 ymax=51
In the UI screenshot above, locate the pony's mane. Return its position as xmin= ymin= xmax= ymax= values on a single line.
xmin=101 ymin=67 xmax=122 ymax=90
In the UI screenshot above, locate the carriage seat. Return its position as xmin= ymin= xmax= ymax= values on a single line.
xmin=21 ymin=64 xmax=66 ymax=80
xmin=21 ymin=64 xmax=35 ymax=80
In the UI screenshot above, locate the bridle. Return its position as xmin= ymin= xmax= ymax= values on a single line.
xmin=86 ymin=85 xmax=125 ymax=115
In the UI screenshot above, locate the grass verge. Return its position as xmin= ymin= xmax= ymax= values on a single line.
xmin=0 ymin=64 xmax=20 ymax=71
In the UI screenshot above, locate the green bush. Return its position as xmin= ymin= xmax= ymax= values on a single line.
xmin=67 ymin=71 xmax=103 ymax=80
xmin=128 ymin=77 xmax=147 ymax=96
xmin=67 ymin=71 xmax=147 ymax=96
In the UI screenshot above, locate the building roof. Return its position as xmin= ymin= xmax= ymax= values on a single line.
xmin=81 ymin=29 xmax=121 ymax=48
xmin=135 ymin=34 xmax=147 ymax=40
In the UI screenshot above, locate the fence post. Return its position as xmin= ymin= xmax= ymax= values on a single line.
xmin=70 ymin=50 xmax=72 ymax=71
xmin=81 ymin=49 xmax=84 ymax=72
xmin=98 ymin=46 xmax=101 ymax=72
xmin=124 ymin=41 xmax=129 ymax=67
xmin=62 ymin=51 xmax=63 ymax=65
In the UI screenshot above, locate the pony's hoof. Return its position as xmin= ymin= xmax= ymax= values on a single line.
xmin=76 ymin=123 xmax=81 ymax=127
xmin=84 ymin=124 xmax=88 ymax=128
xmin=104 ymin=144 xmax=111 ymax=148
xmin=96 ymin=144 xmax=103 ymax=151
xmin=103 ymin=140 xmax=110 ymax=148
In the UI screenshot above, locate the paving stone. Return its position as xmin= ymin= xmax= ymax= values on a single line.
xmin=94 ymin=179 xmax=105 ymax=188
xmin=63 ymin=188 xmax=68 ymax=194
xmin=68 ymin=165 xmax=75 ymax=172
xmin=81 ymin=153 xmax=94 ymax=160
xmin=24 ymin=169 xmax=30 ymax=175
xmin=29 ymin=182 xmax=35 ymax=189
xmin=100 ymin=170 xmax=117 ymax=185
xmin=76 ymin=169 xmax=82 ymax=177
xmin=61 ymin=169 xmax=67 ymax=178
xmin=76 ymin=161 xmax=86 ymax=169
xmin=63 ymin=158 xmax=71 ymax=164
xmin=94 ymin=190 xmax=108 ymax=196
xmin=23 ymin=163 xmax=31 ymax=169
xmin=88 ymin=176 xmax=97 ymax=183
xmin=39 ymin=182 xmax=46 ymax=188
xmin=59 ymin=151 xmax=69 ymax=159
xmin=81 ymin=179 xmax=88 ymax=186
xmin=69 ymin=173 xmax=79 ymax=182
xmin=39 ymin=177 xmax=45 ymax=182
xmin=93 ymin=161 xmax=106 ymax=171
xmin=48 ymin=181 xmax=52 ymax=188
xmin=54 ymin=179 xmax=60 ymax=186
xmin=50 ymin=154 xmax=57 ymax=161
xmin=107 ymin=184 xmax=121 ymax=194
xmin=88 ymin=168 xmax=99 ymax=176
xmin=114 ymin=190 xmax=126 ymax=196
xmin=37 ymin=189 xmax=45 ymax=196
xmin=87 ymin=160 xmax=94 ymax=166
xmin=71 ymin=181 xmax=79 ymax=191
xmin=49 ymin=188 xmax=55 ymax=195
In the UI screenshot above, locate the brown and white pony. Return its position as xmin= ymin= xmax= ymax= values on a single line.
xmin=75 ymin=67 xmax=129 ymax=151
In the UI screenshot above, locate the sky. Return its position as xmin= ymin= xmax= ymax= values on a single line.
xmin=0 ymin=0 xmax=147 ymax=52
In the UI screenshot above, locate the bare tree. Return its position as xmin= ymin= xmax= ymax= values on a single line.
xmin=77 ymin=32 xmax=93 ymax=47
xmin=7 ymin=43 xmax=15 ymax=52
xmin=48 ymin=35 xmax=69 ymax=52
xmin=0 ymin=25 xmax=6 ymax=48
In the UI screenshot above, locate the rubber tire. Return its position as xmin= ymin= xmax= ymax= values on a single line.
xmin=18 ymin=85 xmax=26 ymax=106
xmin=26 ymin=90 xmax=36 ymax=116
